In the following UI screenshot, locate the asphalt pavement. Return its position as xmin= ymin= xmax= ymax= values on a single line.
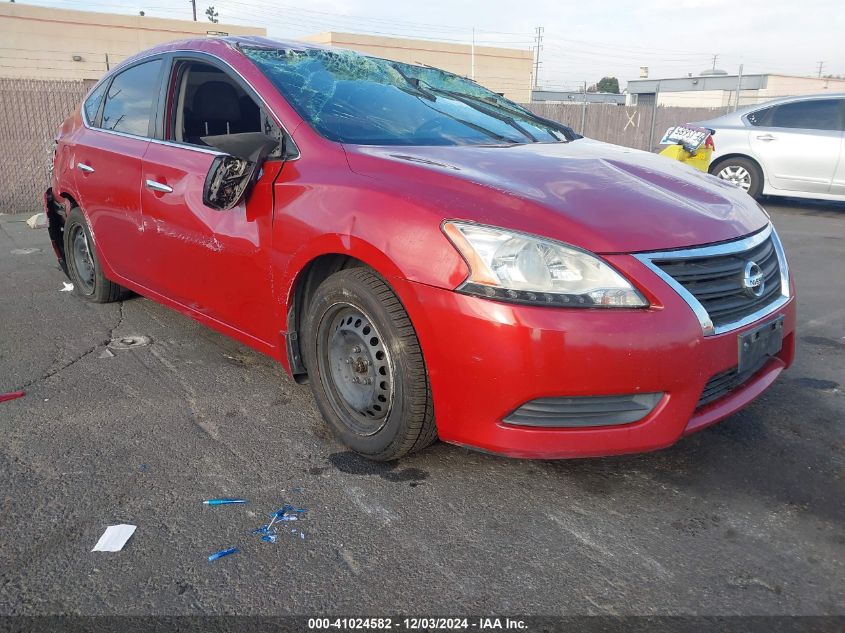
xmin=0 ymin=198 xmax=842 ymax=618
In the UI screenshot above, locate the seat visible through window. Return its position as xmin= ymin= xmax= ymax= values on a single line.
xmin=175 ymin=62 xmax=263 ymax=146
xmin=186 ymin=80 xmax=242 ymax=141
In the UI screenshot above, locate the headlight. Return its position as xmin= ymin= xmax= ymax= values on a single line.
xmin=442 ymin=221 xmax=648 ymax=308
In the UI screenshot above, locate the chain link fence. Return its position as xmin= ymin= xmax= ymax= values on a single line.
xmin=0 ymin=78 xmax=91 ymax=214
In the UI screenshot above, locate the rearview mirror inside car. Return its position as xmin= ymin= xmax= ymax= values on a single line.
xmin=201 ymin=132 xmax=280 ymax=211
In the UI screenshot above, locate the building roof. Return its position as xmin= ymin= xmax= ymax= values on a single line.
xmin=627 ymin=73 xmax=845 ymax=94
xmin=532 ymin=90 xmax=625 ymax=104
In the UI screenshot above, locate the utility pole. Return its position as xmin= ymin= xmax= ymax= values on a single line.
xmin=711 ymin=53 xmax=719 ymax=70
xmin=189 ymin=0 xmax=197 ymax=21
xmin=580 ymin=81 xmax=588 ymax=135
xmin=733 ymin=64 xmax=743 ymax=112
xmin=532 ymin=26 xmax=544 ymax=91
xmin=471 ymin=28 xmax=475 ymax=80
xmin=817 ymin=61 xmax=825 ymax=78
xmin=648 ymin=80 xmax=661 ymax=151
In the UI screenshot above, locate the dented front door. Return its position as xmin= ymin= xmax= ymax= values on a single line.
xmin=138 ymin=141 xmax=281 ymax=345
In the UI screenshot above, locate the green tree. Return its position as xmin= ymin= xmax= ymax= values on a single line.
xmin=206 ymin=5 xmax=219 ymax=23
xmin=596 ymin=77 xmax=620 ymax=93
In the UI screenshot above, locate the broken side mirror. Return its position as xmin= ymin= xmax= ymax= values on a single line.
xmin=201 ymin=132 xmax=280 ymax=211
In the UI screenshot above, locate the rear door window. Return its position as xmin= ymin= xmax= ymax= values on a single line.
xmin=83 ymin=81 xmax=109 ymax=125
xmin=100 ymin=59 xmax=163 ymax=137
xmin=746 ymin=107 xmax=773 ymax=127
xmin=767 ymin=99 xmax=843 ymax=131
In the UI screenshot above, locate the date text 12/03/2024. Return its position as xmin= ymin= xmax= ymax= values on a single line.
xmin=307 ymin=618 xmax=528 ymax=630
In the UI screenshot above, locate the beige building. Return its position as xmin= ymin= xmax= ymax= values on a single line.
xmin=0 ymin=6 xmax=533 ymax=101
xmin=0 ymin=3 xmax=265 ymax=81
xmin=627 ymin=73 xmax=845 ymax=108
xmin=304 ymin=31 xmax=534 ymax=102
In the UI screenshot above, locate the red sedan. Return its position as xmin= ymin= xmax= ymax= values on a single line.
xmin=45 ymin=37 xmax=795 ymax=460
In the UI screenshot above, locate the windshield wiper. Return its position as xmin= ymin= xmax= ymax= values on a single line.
xmin=418 ymin=83 xmax=538 ymax=142
xmin=391 ymin=64 xmax=438 ymax=101
xmin=423 ymin=86 xmax=577 ymax=142
xmin=416 ymin=99 xmax=522 ymax=144
xmin=390 ymin=63 xmax=521 ymax=144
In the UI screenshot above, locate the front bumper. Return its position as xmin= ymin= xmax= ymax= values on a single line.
xmin=394 ymin=254 xmax=795 ymax=459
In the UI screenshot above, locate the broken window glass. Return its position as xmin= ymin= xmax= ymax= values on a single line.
xmin=242 ymin=47 xmax=573 ymax=146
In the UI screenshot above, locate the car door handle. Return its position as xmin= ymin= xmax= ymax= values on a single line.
xmin=76 ymin=162 xmax=94 ymax=173
xmin=756 ymin=134 xmax=776 ymax=141
xmin=145 ymin=179 xmax=173 ymax=194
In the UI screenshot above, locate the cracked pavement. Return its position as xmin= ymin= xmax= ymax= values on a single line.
xmin=0 ymin=200 xmax=843 ymax=616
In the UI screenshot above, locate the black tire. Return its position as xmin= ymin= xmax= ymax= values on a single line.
xmin=63 ymin=206 xmax=125 ymax=303
xmin=302 ymin=267 xmax=437 ymax=461
xmin=710 ymin=156 xmax=763 ymax=199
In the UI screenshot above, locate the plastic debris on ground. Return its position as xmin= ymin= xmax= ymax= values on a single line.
xmin=92 ymin=524 xmax=137 ymax=552
xmin=60 ymin=282 xmax=74 ymax=292
xmin=201 ymin=494 xmax=308 ymax=557
xmin=208 ymin=547 xmax=240 ymax=562
xmin=26 ymin=213 xmax=48 ymax=229
xmin=203 ymin=498 xmax=248 ymax=506
xmin=252 ymin=503 xmax=307 ymax=544
xmin=269 ymin=504 xmax=299 ymax=523
xmin=0 ymin=391 xmax=25 ymax=404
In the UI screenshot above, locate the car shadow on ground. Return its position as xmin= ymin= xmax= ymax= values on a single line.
xmin=762 ymin=195 xmax=845 ymax=215
xmin=408 ymin=370 xmax=843 ymax=527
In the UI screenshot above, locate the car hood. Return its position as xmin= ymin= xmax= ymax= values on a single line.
xmin=344 ymin=138 xmax=769 ymax=253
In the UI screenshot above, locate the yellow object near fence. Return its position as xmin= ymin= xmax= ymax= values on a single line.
xmin=658 ymin=144 xmax=714 ymax=172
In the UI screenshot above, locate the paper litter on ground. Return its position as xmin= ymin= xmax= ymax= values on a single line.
xmin=92 ymin=524 xmax=136 ymax=552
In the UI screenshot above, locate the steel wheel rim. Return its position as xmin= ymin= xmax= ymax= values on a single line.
xmin=717 ymin=165 xmax=752 ymax=191
xmin=71 ymin=225 xmax=95 ymax=293
xmin=318 ymin=304 xmax=395 ymax=436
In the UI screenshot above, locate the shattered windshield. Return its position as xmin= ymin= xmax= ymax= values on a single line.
xmin=242 ymin=46 xmax=573 ymax=146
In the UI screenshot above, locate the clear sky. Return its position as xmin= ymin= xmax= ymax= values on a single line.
xmin=16 ymin=0 xmax=845 ymax=89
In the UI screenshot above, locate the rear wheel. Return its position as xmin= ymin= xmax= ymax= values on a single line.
xmin=711 ymin=156 xmax=763 ymax=198
xmin=303 ymin=267 xmax=437 ymax=461
xmin=63 ymin=207 xmax=125 ymax=303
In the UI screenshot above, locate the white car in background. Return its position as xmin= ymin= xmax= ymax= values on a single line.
xmin=694 ymin=94 xmax=845 ymax=201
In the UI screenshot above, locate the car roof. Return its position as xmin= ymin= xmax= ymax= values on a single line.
xmin=691 ymin=92 xmax=845 ymax=127
xmin=114 ymin=35 xmax=339 ymax=70
xmin=749 ymin=92 xmax=845 ymax=106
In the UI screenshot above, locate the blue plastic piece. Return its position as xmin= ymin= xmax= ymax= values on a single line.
xmin=203 ymin=498 xmax=248 ymax=506
xmin=268 ymin=505 xmax=299 ymax=524
xmin=208 ymin=547 xmax=240 ymax=561
xmin=261 ymin=534 xmax=277 ymax=543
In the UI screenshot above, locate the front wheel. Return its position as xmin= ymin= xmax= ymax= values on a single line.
xmin=302 ymin=267 xmax=437 ymax=461
xmin=711 ymin=157 xmax=763 ymax=198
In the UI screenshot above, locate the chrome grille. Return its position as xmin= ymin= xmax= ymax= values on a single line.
xmin=652 ymin=233 xmax=781 ymax=328
xmin=635 ymin=225 xmax=790 ymax=336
